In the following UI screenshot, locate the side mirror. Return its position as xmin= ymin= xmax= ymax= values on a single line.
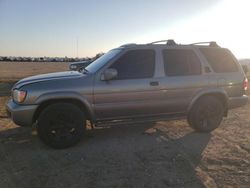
xmin=101 ymin=68 xmax=118 ymax=81
xmin=242 ymin=65 xmax=248 ymax=74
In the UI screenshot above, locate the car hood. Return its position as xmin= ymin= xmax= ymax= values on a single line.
xmin=14 ymin=71 xmax=83 ymax=89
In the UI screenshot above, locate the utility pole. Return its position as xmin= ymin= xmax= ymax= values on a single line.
xmin=76 ymin=37 xmax=79 ymax=58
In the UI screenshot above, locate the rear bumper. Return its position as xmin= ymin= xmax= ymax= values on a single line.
xmin=228 ymin=95 xmax=248 ymax=109
xmin=6 ymin=99 xmax=38 ymax=127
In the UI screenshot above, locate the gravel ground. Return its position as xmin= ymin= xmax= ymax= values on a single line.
xmin=0 ymin=97 xmax=249 ymax=188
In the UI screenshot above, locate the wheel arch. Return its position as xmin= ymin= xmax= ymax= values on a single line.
xmin=33 ymin=92 xmax=95 ymax=124
xmin=188 ymin=90 xmax=228 ymax=116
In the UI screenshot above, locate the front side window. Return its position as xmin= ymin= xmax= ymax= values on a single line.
xmin=109 ymin=49 xmax=155 ymax=80
xmin=162 ymin=49 xmax=201 ymax=76
xmin=85 ymin=49 xmax=121 ymax=73
xmin=199 ymin=48 xmax=238 ymax=73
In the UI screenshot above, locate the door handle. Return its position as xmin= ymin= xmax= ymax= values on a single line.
xmin=150 ymin=81 xmax=159 ymax=86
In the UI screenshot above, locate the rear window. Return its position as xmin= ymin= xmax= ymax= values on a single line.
xmin=162 ymin=49 xmax=201 ymax=76
xmin=200 ymin=48 xmax=238 ymax=73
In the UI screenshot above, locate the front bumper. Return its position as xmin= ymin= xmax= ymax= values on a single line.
xmin=228 ymin=95 xmax=248 ymax=109
xmin=6 ymin=99 xmax=38 ymax=127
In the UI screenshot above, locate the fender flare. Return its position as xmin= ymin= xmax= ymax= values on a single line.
xmin=187 ymin=89 xmax=229 ymax=113
xmin=35 ymin=91 xmax=95 ymax=121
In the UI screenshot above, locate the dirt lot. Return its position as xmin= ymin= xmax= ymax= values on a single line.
xmin=0 ymin=62 xmax=249 ymax=187
xmin=0 ymin=62 xmax=69 ymax=82
xmin=0 ymin=97 xmax=250 ymax=188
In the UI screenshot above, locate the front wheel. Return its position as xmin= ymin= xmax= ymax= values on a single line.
xmin=37 ymin=103 xmax=86 ymax=149
xmin=188 ymin=96 xmax=224 ymax=132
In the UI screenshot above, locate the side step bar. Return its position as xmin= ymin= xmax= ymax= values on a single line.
xmin=95 ymin=114 xmax=186 ymax=127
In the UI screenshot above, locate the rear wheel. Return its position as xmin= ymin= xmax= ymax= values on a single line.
xmin=188 ymin=96 xmax=224 ymax=132
xmin=37 ymin=103 xmax=85 ymax=149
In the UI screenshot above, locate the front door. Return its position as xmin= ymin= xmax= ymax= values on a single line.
xmin=93 ymin=49 xmax=162 ymax=120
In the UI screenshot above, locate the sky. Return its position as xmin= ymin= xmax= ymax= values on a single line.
xmin=0 ymin=0 xmax=249 ymax=59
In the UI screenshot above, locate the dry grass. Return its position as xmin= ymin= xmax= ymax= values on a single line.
xmin=0 ymin=61 xmax=69 ymax=82
xmin=0 ymin=97 xmax=9 ymax=117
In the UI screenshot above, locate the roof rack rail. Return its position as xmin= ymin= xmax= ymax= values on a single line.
xmin=147 ymin=39 xmax=177 ymax=46
xmin=190 ymin=41 xmax=220 ymax=47
xmin=120 ymin=43 xmax=137 ymax=47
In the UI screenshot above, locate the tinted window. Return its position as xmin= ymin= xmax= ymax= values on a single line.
xmin=200 ymin=48 xmax=238 ymax=73
xmin=86 ymin=49 xmax=121 ymax=73
xmin=109 ymin=49 xmax=155 ymax=80
xmin=162 ymin=49 xmax=201 ymax=76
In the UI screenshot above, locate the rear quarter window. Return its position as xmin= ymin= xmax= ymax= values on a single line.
xmin=199 ymin=48 xmax=238 ymax=73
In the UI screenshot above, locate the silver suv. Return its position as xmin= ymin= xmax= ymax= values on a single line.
xmin=6 ymin=40 xmax=248 ymax=148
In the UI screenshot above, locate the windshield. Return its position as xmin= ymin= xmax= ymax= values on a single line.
xmin=85 ymin=49 xmax=121 ymax=73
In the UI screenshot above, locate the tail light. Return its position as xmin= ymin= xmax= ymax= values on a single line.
xmin=243 ymin=77 xmax=248 ymax=91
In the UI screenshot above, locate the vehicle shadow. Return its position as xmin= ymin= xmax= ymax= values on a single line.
xmin=0 ymin=121 xmax=211 ymax=188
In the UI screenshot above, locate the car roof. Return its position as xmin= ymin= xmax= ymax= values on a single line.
xmin=117 ymin=40 xmax=221 ymax=50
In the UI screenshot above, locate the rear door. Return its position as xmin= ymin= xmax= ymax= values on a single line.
xmin=158 ymin=48 xmax=208 ymax=114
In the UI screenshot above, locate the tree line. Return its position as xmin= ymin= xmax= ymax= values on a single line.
xmin=0 ymin=52 xmax=104 ymax=62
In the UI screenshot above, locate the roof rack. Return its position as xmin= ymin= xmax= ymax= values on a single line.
xmin=120 ymin=43 xmax=137 ymax=47
xmin=147 ymin=39 xmax=177 ymax=46
xmin=190 ymin=41 xmax=220 ymax=47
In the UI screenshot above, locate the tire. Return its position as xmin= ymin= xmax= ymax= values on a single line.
xmin=188 ymin=96 xmax=224 ymax=132
xmin=37 ymin=103 xmax=85 ymax=149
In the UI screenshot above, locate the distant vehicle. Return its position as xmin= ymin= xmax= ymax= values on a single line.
xmin=242 ymin=65 xmax=248 ymax=74
xmin=239 ymin=59 xmax=250 ymax=66
xmin=239 ymin=59 xmax=250 ymax=74
xmin=6 ymin=40 xmax=248 ymax=149
xmin=69 ymin=60 xmax=91 ymax=71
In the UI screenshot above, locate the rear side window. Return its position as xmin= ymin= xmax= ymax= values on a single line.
xmin=162 ymin=49 xmax=201 ymax=76
xmin=199 ymin=48 xmax=238 ymax=73
xmin=109 ymin=49 xmax=155 ymax=80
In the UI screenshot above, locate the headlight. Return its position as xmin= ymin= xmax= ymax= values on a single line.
xmin=70 ymin=65 xmax=77 ymax=69
xmin=13 ymin=89 xmax=27 ymax=103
